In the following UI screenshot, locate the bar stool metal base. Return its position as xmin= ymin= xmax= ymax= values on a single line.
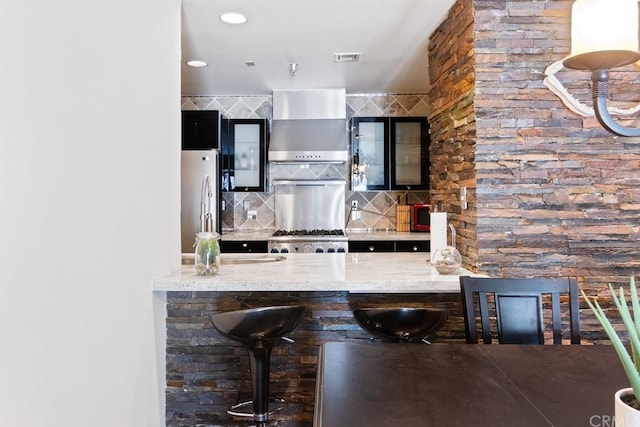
xmin=211 ymin=305 xmax=306 ymax=425
xmin=227 ymin=398 xmax=286 ymax=419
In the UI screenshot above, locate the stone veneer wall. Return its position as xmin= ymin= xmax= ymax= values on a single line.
xmin=181 ymin=94 xmax=430 ymax=231
xmin=426 ymin=0 xmax=640 ymax=337
xmin=427 ymin=0 xmax=477 ymax=270
xmin=466 ymin=0 xmax=640 ymax=337
xmin=166 ymin=291 xmax=464 ymax=427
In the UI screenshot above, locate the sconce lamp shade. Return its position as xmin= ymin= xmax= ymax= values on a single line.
xmin=564 ymin=0 xmax=640 ymax=70
xmin=559 ymin=0 xmax=640 ymax=136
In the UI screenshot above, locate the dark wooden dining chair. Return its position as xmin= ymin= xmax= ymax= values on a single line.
xmin=459 ymin=276 xmax=580 ymax=345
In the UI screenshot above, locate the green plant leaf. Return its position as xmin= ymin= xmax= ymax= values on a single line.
xmin=581 ymin=280 xmax=640 ymax=400
xmin=631 ymin=277 xmax=640 ymax=371
xmin=610 ymin=284 xmax=640 ymax=377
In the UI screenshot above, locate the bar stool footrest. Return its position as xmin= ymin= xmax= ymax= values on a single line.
xmin=227 ymin=398 xmax=287 ymax=418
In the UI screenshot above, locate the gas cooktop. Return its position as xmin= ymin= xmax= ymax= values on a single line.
xmin=268 ymin=229 xmax=348 ymax=253
xmin=271 ymin=229 xmax=346 ymax=237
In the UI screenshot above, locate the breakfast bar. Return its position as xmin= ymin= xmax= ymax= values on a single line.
xmin=157 ymin=252 xmax=478 ymax=426
xmin=154 ymin=252 xmax=476 ymax=292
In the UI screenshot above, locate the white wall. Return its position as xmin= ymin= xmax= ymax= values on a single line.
xmin=0 ymin=1 xmax=180 ymax=425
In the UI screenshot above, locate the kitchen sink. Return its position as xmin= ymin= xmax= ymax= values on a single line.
xmin=181 ymin=253 xmax=286 ymax=265
xmin=221 ymin=254 xmax=287 ymax=264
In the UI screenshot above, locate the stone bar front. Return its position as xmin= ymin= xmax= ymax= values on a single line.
xmin=165 ymin=290 xmax=466 ymax=426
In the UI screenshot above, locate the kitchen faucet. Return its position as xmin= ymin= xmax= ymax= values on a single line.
xmin=200 ymin=175 xmax=213 ymax=233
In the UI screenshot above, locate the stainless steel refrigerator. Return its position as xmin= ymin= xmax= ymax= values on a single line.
xmin=181 ymin=150 xmax=220 ymax=253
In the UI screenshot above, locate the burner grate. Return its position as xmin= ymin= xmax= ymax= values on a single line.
xmin=272 ymin=229 xmax=346 ymax=237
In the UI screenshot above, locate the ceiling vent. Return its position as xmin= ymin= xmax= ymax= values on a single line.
xmin=333 ymin=53 xmax=361 ymax=63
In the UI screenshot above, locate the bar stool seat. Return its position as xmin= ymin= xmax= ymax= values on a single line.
xmin=211 ymin=305 xmax=306 ymax=425
xmin=353 ymin=307 xmax=448 ymax=343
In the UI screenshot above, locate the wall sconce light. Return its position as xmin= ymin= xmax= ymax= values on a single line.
xmin=562 ymin=0 xmax=640 ymax=137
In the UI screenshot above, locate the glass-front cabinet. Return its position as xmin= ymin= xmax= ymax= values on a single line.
xmin=351 ymin=116 xmax=429 ymax=191
xmin=351 ymin=117 xmax=389 ymax=191
xmin=390 ymin=117 xmax=429 ymax=190
xmin=222 ymin=118 xmax=268 ymax=192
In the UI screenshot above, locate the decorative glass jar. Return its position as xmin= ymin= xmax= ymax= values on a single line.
xmin=194 ymin=232 xmax=221 ymax=276
xmin=431 ymin=246 xmax=462 ymax=275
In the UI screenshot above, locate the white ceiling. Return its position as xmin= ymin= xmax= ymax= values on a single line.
xmin=181 ymin=0 xmax=457 ymax=96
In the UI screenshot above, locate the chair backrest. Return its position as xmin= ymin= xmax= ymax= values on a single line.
xmin=459 ymin=276 xmax=580 ymax=345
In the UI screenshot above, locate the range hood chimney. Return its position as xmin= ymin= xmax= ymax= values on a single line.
xmin=269 ymin=89 xmax=348 ymax=163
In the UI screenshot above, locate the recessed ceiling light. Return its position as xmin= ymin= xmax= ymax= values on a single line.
xmin=220 ymin=12 xmax=248 ymax=25
xmin=187 ymin=60 xmax=208 ymax=68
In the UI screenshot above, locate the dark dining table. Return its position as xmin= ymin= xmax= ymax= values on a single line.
xmin=313 ymin=341 xmax=627 ymax=426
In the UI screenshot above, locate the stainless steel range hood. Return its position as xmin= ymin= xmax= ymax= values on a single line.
xmin=269 ymin=89 xmax=348 ymax=163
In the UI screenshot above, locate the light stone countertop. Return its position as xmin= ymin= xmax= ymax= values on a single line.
xmin=345 ymin=230 xmax=430 ymax=241
xmin=220 ymin=229 xmax=430 ymax=241
xmin=154 ymin=252 xmax=478 ymax=293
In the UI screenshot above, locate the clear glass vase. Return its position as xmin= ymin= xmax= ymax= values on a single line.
xmin=431 ymin=246 xmax=462 ymax=275
xmin=194 ymin=232 xmax=221 ymax=276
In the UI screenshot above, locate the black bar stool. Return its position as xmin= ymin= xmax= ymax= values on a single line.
xmin=353 ymin=307 xmax=448 ymax=343
xmin=211 ymin=305 xmax=306 ymax=425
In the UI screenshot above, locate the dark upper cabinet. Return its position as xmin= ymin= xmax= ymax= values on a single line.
xmin=351 ymin=117 xmax=390 ymax=191
xmin=390 ymin=117 xmax=429 ymax=190
xmin=221 ymin=118 xmax=268 ymax=192
xmin=351 ymin=116 xmax=429 ymax=191
xmin=182 ymin=110 xmax=222 ymax=150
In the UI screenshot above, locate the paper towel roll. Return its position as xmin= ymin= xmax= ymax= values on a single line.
xmin=430 ymin=212 xmax=448 ymax=262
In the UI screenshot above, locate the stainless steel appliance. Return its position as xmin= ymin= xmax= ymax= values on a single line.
xmin=269 ymin=229 xmax=348 ymax=254
xmin=268 ymin=89 xmax=348 ymax=163
xmin=268 ymin=179 xmax=348 ymax=253
xmin=181 ymin=150 xmax=219 ymax=253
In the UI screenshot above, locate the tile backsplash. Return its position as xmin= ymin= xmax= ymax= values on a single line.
xmin=181 ymin=94 xmax=430 ymax=231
